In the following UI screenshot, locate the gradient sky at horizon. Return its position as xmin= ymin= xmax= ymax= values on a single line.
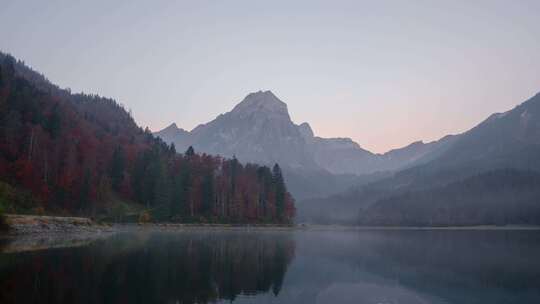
xmin=1 ymin=0 xmax=539 ymax=153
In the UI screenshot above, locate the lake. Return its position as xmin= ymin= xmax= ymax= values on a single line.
xmin=1 ymin=228 xmax=539 ymax=303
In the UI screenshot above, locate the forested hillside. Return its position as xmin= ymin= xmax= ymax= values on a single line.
xmin=300 ymin=91 xmax=540 ymax=225
xmin=358 ymin=169 xmax=540 ymax=226
xmin=0 ymin=53 xmax=295 ymax=223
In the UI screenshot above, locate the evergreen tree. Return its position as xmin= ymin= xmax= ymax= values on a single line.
xmin=135 ymin=150 xmax=159 ymax=208
xmin=109 ymin=146 xmax=125 ymax=191
xmin=171 ymin=170 xmax=189 ymax=218
xmin=257 ymin=166 xmax=272 ymax=218
xmin=201 ymin=172 xmax=214 ymax=216
xmin=185 ymin=146 xmax=195 ymax=157
xmin=132 ymin=152 xmax=148 ymax=201
xmin=2 ymin=55 xmax=15 ymax=80
xmin=46 ymin=104 xmax=62 ymax=138
xmin=153 ymin=160 xmax=172 ymax=220
xmin=272 ymin=164 xmax=286 ymax=220
xmin=230 ymin=157 xmax=239 ymax=194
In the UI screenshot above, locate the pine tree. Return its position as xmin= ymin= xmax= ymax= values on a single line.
xmin=185 ymin=146 xmax=195 ymax=157
xmin=46 ymin=104 xmax=62 ymax=139
xmin=272 ymin=163 xmax=286 ymax=221
xmin=109 ymin=146 xmax=125 ymax=191
xmin=171 ymin=170 xmax=189 ymax=218
xmin=201 ymin=171 xmax=214 ymax=217
xmin=153 ymin=160 xmax=172 ymax=220
xmin=2 ymin=55 xmax=15 ymax=80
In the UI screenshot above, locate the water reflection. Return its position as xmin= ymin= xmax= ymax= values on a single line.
xmin=0 ymin=231 xmax=295 ymax=304
xmin=1 ymin=229 xmax=540 ymax=304
xmin=281 ymin=230 xmax=540 ymax=304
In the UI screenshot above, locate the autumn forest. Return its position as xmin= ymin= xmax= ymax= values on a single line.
xmin=0 ymin=53 xmax=295 ymax=224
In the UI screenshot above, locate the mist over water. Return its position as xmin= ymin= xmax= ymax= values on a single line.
xmin=1 ymin=2 xmax=540 ymax=304
xmin=1 ymin=229 xmax=539 ymax=304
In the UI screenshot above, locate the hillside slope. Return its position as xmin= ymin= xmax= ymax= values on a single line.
xmin=300 ymin=92 xmax=540 ymax=225
xmin=358 ymin=169 xmax=540 ymax=226
xmin=0 ymin=53 xmax=295 ymax=223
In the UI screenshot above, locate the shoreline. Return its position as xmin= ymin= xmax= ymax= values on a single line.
xmin=2 ymin=214 xmax=540 ymax=237
xmin=1 ymin=214 xmax=296 ymax=236
xmin=2 ymin=214 xmax=116 ymax=236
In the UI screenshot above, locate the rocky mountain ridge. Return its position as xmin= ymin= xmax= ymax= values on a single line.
xmin=155 ymin=90 xmax=451 ymax=176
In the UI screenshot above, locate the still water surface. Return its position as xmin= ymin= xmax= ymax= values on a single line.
xmin=1 ymin=229 xmax=539 ymax=304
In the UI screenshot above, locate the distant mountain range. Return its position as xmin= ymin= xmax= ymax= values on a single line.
xmin=299 ymin=92 xmax=540 ymax=225
xmin=156 ymin=91 xmax=540 ymax=225
xmin=155 ymin=91 xmax=457 ymax=199
xmin=4 ymin=49 xmax=538 ymax=226
xmin=156 ymin=85 xmax=540 ymax=225
xmin=156 ymin=90 xmax=456 ymax=176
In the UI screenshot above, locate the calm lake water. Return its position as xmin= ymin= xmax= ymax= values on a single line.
xmin=1 ymin=229 xmax=539 ymax=304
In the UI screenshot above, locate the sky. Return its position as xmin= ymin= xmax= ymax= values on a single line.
xmin=1 ymin=0 xmax=539 ymax=153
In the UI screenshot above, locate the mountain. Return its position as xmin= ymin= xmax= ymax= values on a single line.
xmin=155 ymin=91 xmax=451 ymax=199
xmin=154 ymin=123 xmax=191 ymax=154
xmin=379 ymin=91 xmax=540 ymax=193
xmin=358 ymin=169 xmax=540 ymax=226
xmin=300 ymin=92 xmax=540 ymax=225
xmin=307 ymin=130 xmax=459 ymax=175
xmin=157 ymin=91 xmax=456 ymax=175
xmin=429 ymin=93 xmax=540 ymax=170
xmin=171 ymin=90 xmax=316 ymax=169
xmin=0 ymin=52 xmax=295 ymax=224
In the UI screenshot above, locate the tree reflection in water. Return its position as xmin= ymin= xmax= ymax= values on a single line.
xmin=0 ymin=231 xmax=296 ymax=304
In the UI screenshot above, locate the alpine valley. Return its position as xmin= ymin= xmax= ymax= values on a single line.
xmin=156 ymin=90 xmax=540 ymax=226
xmin=2 ymin=50 xmax=540 ymax=227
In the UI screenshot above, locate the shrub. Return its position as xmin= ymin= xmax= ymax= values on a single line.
xmin=138 ymin=211 xmax=152 ymax=223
